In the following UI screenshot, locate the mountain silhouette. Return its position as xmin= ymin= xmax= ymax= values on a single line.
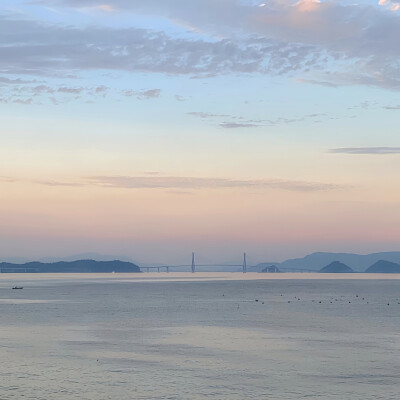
xmin=365 ymin=260 xmax=400 ymax=273
xmin=0 ymin=259 xmax=141 ymax=273
xmin=319 ymin=261 xmax=354 ymax=273
xmin=278 ymin=252 xmax=400 ymax=272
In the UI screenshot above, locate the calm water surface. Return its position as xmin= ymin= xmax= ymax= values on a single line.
xmin=0 ymin=274 xmax=399 ymax=399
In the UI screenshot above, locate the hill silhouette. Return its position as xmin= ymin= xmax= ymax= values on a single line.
xmin=365 ymin=260 xmax=400 ymax=273
xmin=277 ymin=251 xmax=400 ymax=272
xmin=0 ymin=259 xmax=141 ymax=273
xmin=319 ymin=261 xmax=354 ymax=273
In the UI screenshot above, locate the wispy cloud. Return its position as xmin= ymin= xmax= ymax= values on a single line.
xmin=34 ymin=179 xmax=85 ymax=187
xmin=379 ymin=0 xmax=400 ymax=12
xmin=122 ymin=89 xmax=161 ymax=100
xmin=95 ymin=4 xmax=115 ymax=12
xmin=86 ymin=175 xmax=346 ymax=192
xmin=296 ymin=78 xmax=339 ymax=88
xmin=329 ymin=147 xmax=400 ymax=155
xmin=219 ymin=122 xmax=261 ymax=129
xmin=188 ymin=110 xmax=337 ymax=129
xmin=187 ymin=112 xmax=230 ymax=118
xmin=0 ymin=77 xmax=37 ymax=85
xmin=0 ymin=174 xmax=349 ymax=192
xmin=0 ymin=176 xmax=18 ymax=183
xmin=383 ymin=105 xmax=400 ymax=110
xmin=0 ymin=176 xmax=85 ymax=186
xmin=57 ymin=86 xmax=84 ymax=94
xmin=0 ymin=79 xmax=111 ymax=105
xmin=13 ymin=98 xmax=33 ymax=105
xmin=188 ymin=111 xmax=266 ymax=128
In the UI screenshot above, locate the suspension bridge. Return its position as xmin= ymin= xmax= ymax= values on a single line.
xmin=141 ymin=253 xmax=315 ymax=273
xmin=142 ymin=252 xmax=248 ymax=273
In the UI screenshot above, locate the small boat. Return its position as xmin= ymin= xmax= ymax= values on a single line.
xmin=12 ymin=286 xmax=24 ymax=290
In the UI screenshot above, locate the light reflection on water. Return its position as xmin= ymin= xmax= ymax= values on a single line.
xmin=0 ymin=275 xmax=400 ymax=399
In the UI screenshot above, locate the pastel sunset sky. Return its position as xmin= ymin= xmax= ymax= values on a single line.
xmin=1 ymin=0 xmax=399 ymax=264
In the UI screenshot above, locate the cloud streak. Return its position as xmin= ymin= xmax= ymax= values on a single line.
xmin=383 ymin=105 xmax=400 ymax=110
xmin=187 ymin=112 xmax=230 ymax=118
xmin=219 ymin=122 xmax=261 ymax=129
xmin=187 ymin=110 xmax=339 ymax=129
xmin=0 ymin=174 xmax=347 ymax=192
xmin=122 ymin=88 xmax=161 ymax=100
xmin=0 ymin=78 xmax=112 ymax=105
xmin=329 ymin=147 xmax=400 ymax=155
xmin=86 ymin=175 xmax=346 ymax=192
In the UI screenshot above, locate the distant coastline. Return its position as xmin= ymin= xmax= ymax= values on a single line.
xmin=259 ymin=259 xmax=400 ymax=274
xmin=0 ymin=259 xmax=141 ymax=273
xmin=252 ymin=251 xmax=400 ymax=273
xmin=2 ymin=252 xmax=400 ymax=274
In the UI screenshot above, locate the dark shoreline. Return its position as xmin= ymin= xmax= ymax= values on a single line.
xmin=0 ymin=259 xmax=141 ymax=273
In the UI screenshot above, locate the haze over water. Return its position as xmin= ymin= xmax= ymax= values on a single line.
xmin=1 ymin=274 xmax=399 ymax=399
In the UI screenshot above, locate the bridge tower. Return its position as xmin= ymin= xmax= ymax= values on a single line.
xmin=243 ymin=252 xmax=247 ymax=273
xmin=191 ymin=252 xmax=196 ymax=273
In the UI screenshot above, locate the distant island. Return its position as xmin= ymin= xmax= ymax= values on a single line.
xmin=0 ymin=260 xmax=141 ymax=273
xmin=365 ymin=260 xmax=400 ymax=274
xmin=259 ymin=259 xmax=400 ymax=274
xmin=251 ymin=251 xmax=400 ymax=273
xmin=261 ymin=265 xmax=280 ymax=273
xmin=319 ymin=261 xmax=354 ymax=273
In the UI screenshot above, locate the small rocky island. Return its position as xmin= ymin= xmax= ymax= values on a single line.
xmin=261 ymin=265 xmax=280 ymax=273
xmin=365 ymin=260 xmax=400 ymax=273
xmin=0 ymin=259 xmax=141 ymax=273
xmin=319 ymin=261 xmax=354 ymax=273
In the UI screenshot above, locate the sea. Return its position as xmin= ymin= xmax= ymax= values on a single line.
xmin=0 ymin=273 xmax=399 ymax=400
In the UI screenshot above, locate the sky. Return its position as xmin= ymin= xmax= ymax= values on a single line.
xmin=0 ymin=0 xmax=399 ymax=265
